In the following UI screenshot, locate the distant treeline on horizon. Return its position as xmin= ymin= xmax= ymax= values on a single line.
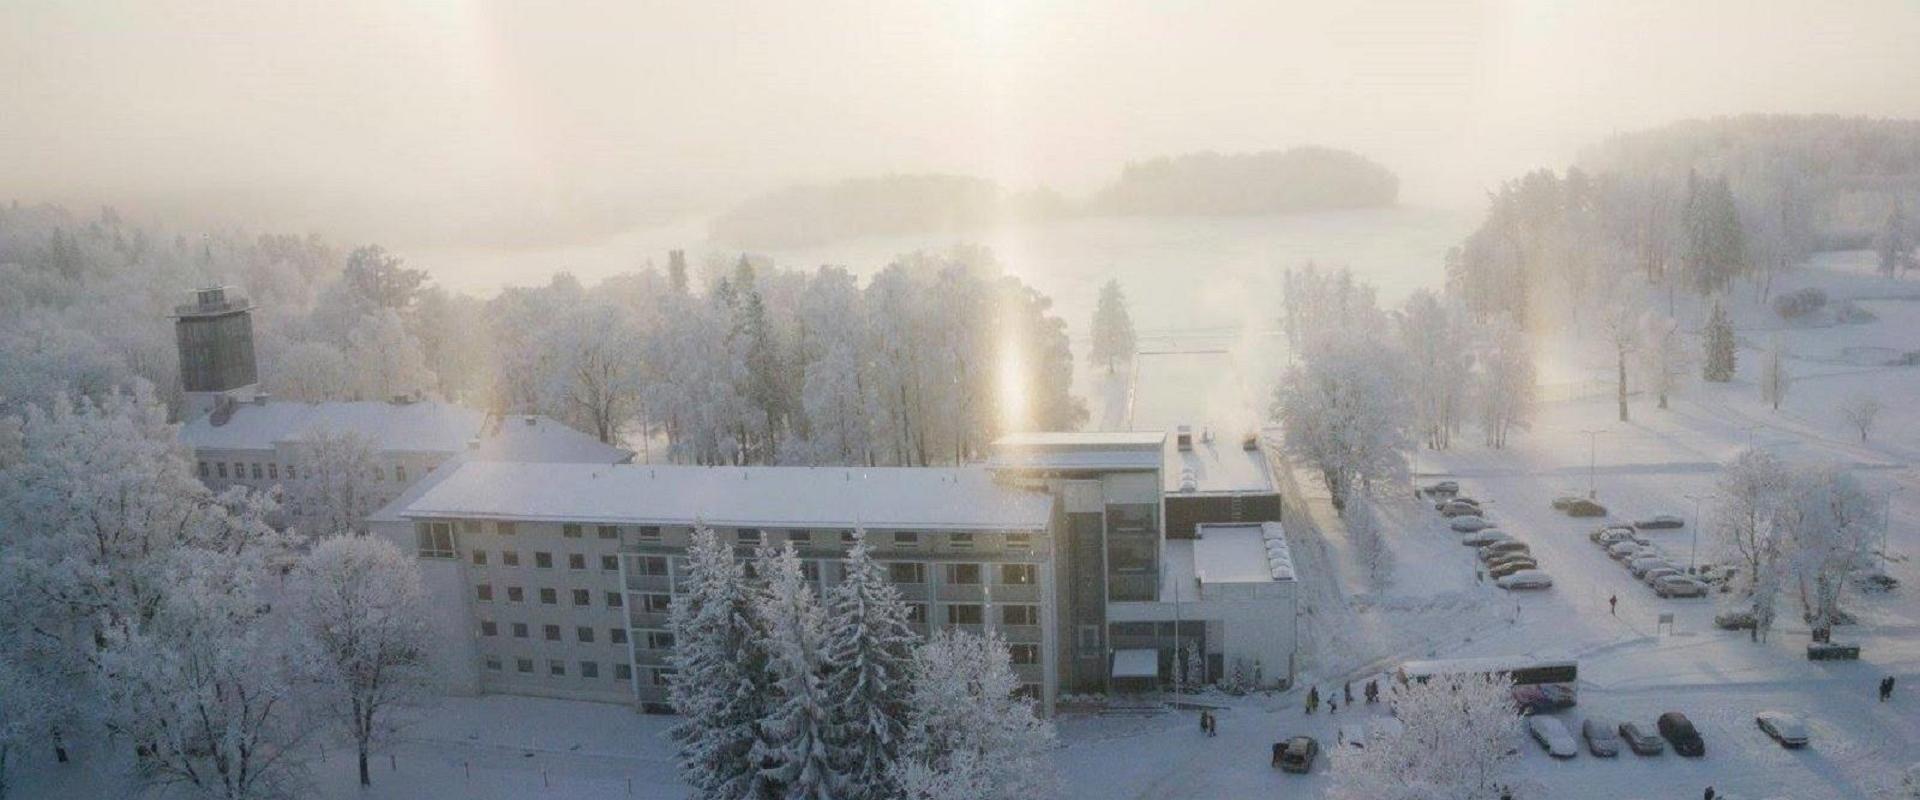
xmin=708 ymin=147 xmax=1401 ymax=248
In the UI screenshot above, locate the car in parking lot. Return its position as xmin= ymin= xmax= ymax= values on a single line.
xmin=1563 ymin=498 xmax=1608 ymax=517
xmin=1421 ymin=480 xmax=1460 ymax=497
xmin=1581 ymin=716 xmax=1622 ymax=757
xmin=1450 ymin=515 xmax=1494 ymax=532
xmin=1551 ymin=495 xmax=1584 ymax=510
xmin=1528 ymin=716 xmax=1578 ymax=758
xmin=1755 ymin=711 xmax=1808 ymax=749
xmin=1497 ymin=569 xmax=1553 ymax=590
xmin=1488 ymin=560 xmax=1539 ymax=580
xmin=1608 ymin=541 xmax=1652 ymax=561
xmin=1478 ymin=541 xmax=1531 ymax=561
xmin=1641 ymin=567 xmax=1683 ymax=586
xmin=1590 ymin=524 xmax=1637 ymax=542
xmin=1618 ymin=720 xmax=1665 ymax=755
xmin=1658 ymin=711 xmax=1705 ymax=757
xmin=1628 ymin=556 xmax=1674 ymax=579
xmin=1653 ymin=576 xmax=1709 ymax=598
xmin=1440 ymin=501 xmax=1483 ymax=518
xmin=1594 ymin=529 xmax=1649 ymax=549
xmin=1633 ymin=514 xmax=1686 ymax=530
xmin=1274 ymin=735 xmax=1319 ymax=772
xmin=1461 ymin=529 xmax=1512 ymax=547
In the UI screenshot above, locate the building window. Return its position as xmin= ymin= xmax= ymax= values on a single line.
xmin=615 ymin=663 xmax=633 ymax=680
xmin=216 ymin=462 xmax=227 ymax=479
xmin=945 ymin=563 xmax=981 ymax=585
xmin=905 ymin=603 xmax=928 ymax=624
xmin=1009 ymin=643 xmax=1040 ymax=665
xmin=1003 ymin=605 xmax=1039 ymax=626
xmin=610 ymin=628 xmax=629 ymax=645
xmin=267 ymin=463 xmax=278 ymax=481
xmin=549 ymin=660 xmax=566 ymax=677
xmin=736 ymin=528 xmax=762 ymax=545
xmin=633 ymin=556 xmax=668 ymax=575
xmin=472 ymin=550 xmax=488 ymax=567
xmin=417 ymin=522 xmax=456 ymax=559
xmin=250 ymin=463 xmax=263 ymax=480
xmin=650 ymin=668 xmax=675 ymax=687
xmin=895 ymin=531 xmax=919 ymax=548
xmin=544 ymin=624 xmax=561 ymax=642
xmin=999 ymin=564 xmax=1036 ymax=585
xmin=887 ymin=563 xmax=926 ymax=584
xmin=485 ymin=656 xmax=502 ymax=671
xmin=563 ymin=524 xmax=582 ymax=538
xmin=507 ymin=586 xmax=525 ymax=603
xmin=1077 ymin=625 xmax=1100 ymax=658
xmin=502 ymin=550 xmax=520 ymax=566
xmin=395 ymin=465 xmax=407 ymax=483
xmin=598 ymin=525 xmax=619 ymax=540
xmin=512 ymin=623 xmax=529 ymax=638
xmin=949 ymin=532 xmax=975 ymax=550
xmin=480 ymin=621 xmax=498 ymax=636
xmin=577 ymin=626 xmax=596 ymax=643
xmin=284 ymin=464 xmax=295 ymax=481
xmin=947 ymin=604 xmax=983 ymax=625
xmin=580 ymin=661 xmax=600 ymax=679
xmin=800 ymin=561 xmax=821 ymax=583
xmin=231 ymin=462 xmax=243 ymax=479
xmin=539 ymin=588 xmax=557 ymax=605
xmin=534 ymin=552 xmax=553 ymax=569
xmin=496 ymin=522 xmax=517 ymax=536
xmin=601 ymin=555 xmax=619 ymax=571
xmin=644 ymin=631 xmax=675 ymax=650
xmin=572 ymin=589 xmax=591 ymax=607
xmin=198 ymin=461 xmax=210 ymax=478
xmin=605 ymin=591 xmax=624 ymax=608
xmin=475 ymin=584 xmax=493 ymax=602
xmin=637 ymin=526 xmax=661 ymax=542
xmin=566 ymin=553 xmax=584 ymax=571
xmin=641 ymin=594 xmax=671 ymax=613
xmin=517 ymin=658 xmax=534 ymax=674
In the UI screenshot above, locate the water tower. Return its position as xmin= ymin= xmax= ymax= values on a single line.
xmin=173 ymin=286 xmax=259 ymax=419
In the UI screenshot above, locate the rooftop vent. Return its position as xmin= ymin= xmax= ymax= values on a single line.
xmin=1179 ymin=468 xmax=1197 ymax=493
xmin=1176 ymin=425 xmax=1193 ymax=451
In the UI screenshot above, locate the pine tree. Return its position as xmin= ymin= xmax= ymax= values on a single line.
xmin=822 ymin=531 xmax=918 ymax=800
xmin=668 ymin=527 xmax=768 ymax=800
xmin=1088 ymin=279 xmax=1137 ymax=374
xmin=751 ymin=544 xmax=838 ymax=800
xmin=1702 ymin=303 xmax=1736 ymax=382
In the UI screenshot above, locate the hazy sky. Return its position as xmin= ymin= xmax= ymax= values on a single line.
xmin=5 ymin=0 xmax=1918 ymax=252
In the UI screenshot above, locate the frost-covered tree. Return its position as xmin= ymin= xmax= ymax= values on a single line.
xmin=0 ymin=643 xmax=63 ymax=799
xmin=1398 ymin=290 xmax=1469 ymax=450
xmin=1713 ymin=448 xmax=1792 ymax=641
xmin=345 ymin=309 xmax=436 ymax=401
xmin=1841 ymin=393 xmax=1882 ymax=443
xmin=894 ymin=631 xmax=1056 ymax=800
xmin=1342 ymin=492 xmax=1392 ymax=590
xmin=291 ymin=535 xmax=432 ymax=787
xmin=750 ymin=544 xmax=837 ymax=800
xmin=668 ymin=527 xmax=767 ymax=799
xmin=1271 ymin=336 xmax=1412 ymax=508
xmin=264 ymin=339 xmax=353 ymax=402
xmin=1601 ymin=302 xmax=1638 ymax=422
xmin=1328 ymin=671 xmax=1521 ymax=800
xmin=102 ymin=549 xmax=309 ymax=800
xmin=1759 ymin=336 xmax=1791 ymax=411
xmin=292 ymin=428 xmax=380 ymax=537
xmin=1089 ymin=279 xmax=1137 ymax=374
xmin=538 ymin=301 xmax=645 ymax=444
xmin=1473 ymin=316 xmax=1534 ymax=448
xmin=338 ymin=245 xmax=428 ymax=315
xmin=1681 ymin=171 xmax=1748 ymax=296
xmin=1702 ymin=303 xmax=1737 ymax=382
xmin=1640 ymin=313 xmax=1688 ymax=410
xmin=822 ymin=532 xmax=917 ymax=799
xmin=1780 ymin=464 xmax=1880 ymax=639
xmin=795 ymin=268 xmax=872 ymax=465
xmin=1877 ymin=199 xmax=1916 ymax=279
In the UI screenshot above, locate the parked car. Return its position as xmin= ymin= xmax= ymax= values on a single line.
xmin=1609 ymin=541 xmax=1651 ymax=561
xmin=1755 ymin=711 xmax=1808 ymax=749
xmin=1440 ymin=501 xmax=1484 ymax=518
xmin=1564 ymin=499 xmax=1608 ymax=517
xmin=1461 ymin=529 xmax=1512 ymax=547
xmin=1552 ymin=496 xmax=1584 ymax=510
xmin=1489 ymin=560 xmax=1539 ymax=580
xmin=1422 ymin=481 xmax=1460 ymax=497
xmin=1450 ymin=515 xmax=1494 ymax=532
xmin=1581 ymin=716 xmax=1622 ymax=757
xmin=1436 ymin=495 xmax=1479 ymax=510
xmin=1629 ymin=556 xmax=1675 ymax=579
xmin=1634 ymin=515 xmax=1686 ymax=530
xmin=1497 ymin=569 xmax=1554 ymax=590
xmin=1641 ymin=567 xmax=1683 ymax=586
xmin=1479 ymin=541 xmax=1531 ymax=561
xmin=1714 ymin=610 xmax=1758 ymax=631
xmin=1653 ymin=576 xmax=1709 ymax=598
xmin=1658 ymin=712 xmax=1704 ymax=757
xmin=1590 ymin=524 xmax=1637 ymax=543
xmin=1529 ymin=716 xmax=1579 ymax=758
xmin=1618 ymin=721 xmax=1665 ymax=755
xmin=1595 ymin=529 xmax=1648 ymax=548
xmin=1274 ymin=736 xmax=1319 ymax=772
xmin=1487 ymin=551 xmax=1536 ymax=568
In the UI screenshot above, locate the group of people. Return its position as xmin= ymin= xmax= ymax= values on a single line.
xmin=1880 ymin=675 xmax=1899 ymax=702
xmin=1198 ymin=709 xmax=1218 ymax=736
xmin=1304 ymin=679 xmax=1381 ymax=715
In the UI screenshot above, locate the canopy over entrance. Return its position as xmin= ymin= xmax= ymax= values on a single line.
xmin=1111 ymin=648 xmax=1160 ymax=679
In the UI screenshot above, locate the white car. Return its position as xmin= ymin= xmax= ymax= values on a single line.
xmin=1497 ymin=569 xmax=1553 ymax=590
xmin=1628 ymin=556 xmax=1674 ymax=578
xmin=1461 ymin=529 xmax=1512 ymax=547
xmin=1641 ymin=567 xmax=1683 ymax=586
xmin=1450 ymin=515 xmax=1494 ymax=532
xmin=1653 ymin=575 xmax=1708 ymax=598
xmin=1528 ymin=716 xmax=1579 ymax=758
xmin=1755 ymin=711 xmax=1808 ymax=748
xmin=1608 ymin=541 xmax=1650 ymax=561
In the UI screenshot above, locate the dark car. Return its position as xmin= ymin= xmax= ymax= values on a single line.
xmin=1618 ymin=721 xmax=1665 ymax=755
xmin=1440 ymin=501 xmax=1484 ymax=518
xmin=1714 ymin=610 xmax=1758 ymax=631
xmin=1274 ymin=736 xmax=1318 ymax=773
xmin=1422 ymin=481 xmax=1460 ymax=498
xmin=1633 ymin=515 xmax=1685 ymax=530
xmin=1437 ymin=496 xmax=1480 ymax=511
xmin=1488 ymin=560 xmax=1539 ymax=580
xmin=1658 ymin=712 xmax=1704 ymax=757
xmin=1564 ymin=499 xmax=1608 ymax=517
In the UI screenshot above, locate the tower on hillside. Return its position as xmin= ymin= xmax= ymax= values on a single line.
xmin=173 ymin=286 xmax=259 ymax=419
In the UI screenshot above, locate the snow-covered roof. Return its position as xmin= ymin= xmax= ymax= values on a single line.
xmin=1164 ymin=433 xmax=1275 ymax=495
xmin=1194 ymin=522 xmax=1294 ymax=583
xmin=997 ymin=431 xmax=1167 ymax=447
xmin=1111 ymin=649 xmax=1160 ymax=679
xmin=397 ymin=462 xmax=1054 ymax=531
xmin=180 ymin=399 xmax=489 ymax=454
xmin=367 ymin=416 xmax=633 ymax=524
xmin=987 ymin=431 xmax=1165 ymax=472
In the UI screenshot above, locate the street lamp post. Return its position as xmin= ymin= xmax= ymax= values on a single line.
xmin=1683 ymin=492 xmax=1707 ymax=573
xmin=1577 ymin=429 xmax=1606 ymax=499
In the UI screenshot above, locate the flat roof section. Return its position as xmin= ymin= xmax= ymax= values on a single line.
xmin=1194 ymin=522 xmax=1294 ymax=583
xmin=1165 ymin=433 xmax=1275 ymax=495
xmin=989 ymin=431 xmax=1165 ymax=472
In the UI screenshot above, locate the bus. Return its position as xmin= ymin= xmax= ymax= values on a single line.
xmin=1396 ymin=656 xmax=1578 ymax=711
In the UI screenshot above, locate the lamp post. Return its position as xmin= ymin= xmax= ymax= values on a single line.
xmin=1683 ymin=492 xmax=1707 ymax=573
xmin=1886 ymin=485 xmax=1904 ymax=572
xmin=1577 ymin=429 xmax=1607 ymax=499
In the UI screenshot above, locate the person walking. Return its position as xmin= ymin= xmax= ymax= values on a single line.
xmin=1704 ymin=786 xmax=1716 ymax=800
xmin=1329 ymin=697 xmax=1339 ymax=715
xmin=1208 ymin=712 xmax=1217 ymax=737
xmin=1306 ymin=686 xmax=1318 ymax=715
xmin=1365 ymin=679 xmax=1379 ymax=704
xmin=1199 ymin=710 xmax=1209 ymax=734
xmin=1609 ymin=594 xmax=1618 ymax=616
xmin=1344 ymin=681 xmax=1353 ymax=704
xmin=1889 ymin=675 xmax=1898 ymax=700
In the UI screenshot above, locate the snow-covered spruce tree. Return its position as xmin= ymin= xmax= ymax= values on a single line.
xmin=103 ymin=548 xmax=310 ymax=800
xmin=823 ymin=531 xmax=917 ymax=799
xmin=1712 ymin=448 xmax=1792 ymax=641
xmin=1779 ymin=464 xmax=1880 ymax=640
xmin=1681 ymin=171 xmax=1748 ymax=296
xmin=292 ymin=427 xmax=380 ymax=537
xmin=1328 ymin=671 xmax=1521 ymax=800
xmin=1271 ymin=335 xmax=1412 ymax=509
xmin=667 ymin=526 xmax=768 ymax=800
xmin=1702 ymin=303 xmax=1736 ymax=382
xmin=750 ymin=544 xmax=838 ymax=800
xmin=1089 ymin=279 xmax=1137 ymax=374
xmin=1473 ymin=316 xmax=1534 ymax=449
xmin=1758 ymin=336 xmax=1790 ymax=411
xmin=893 ymin=630 xmax=1056 ymax=800
xmin=291 ymin=535 xmax=433 ymax=787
